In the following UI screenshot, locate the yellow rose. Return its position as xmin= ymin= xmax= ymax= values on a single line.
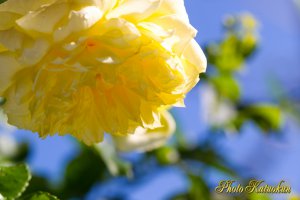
xmin=0 ymin=0 xmax=206 ymax=145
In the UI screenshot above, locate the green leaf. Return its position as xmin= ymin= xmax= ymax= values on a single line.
xmin=206 ymin=14 xmax=258 ymax=72
xmin=249 ymin=105 xmax=282 ymax=132
xmin=188 ymin=175 xmax=211 ymax=200
xmin=234 ymin=104 xmax=282 ymax=132
xmin=155 ymin=146 xmax=179 ymax=165
xmin=60 ymin=145 xmax=107 ymax=199
xmin=0 ymin=164 xmax=31 ymax=199
xmin=22 ymin=176 xmax=55 ymax=197
xmin=0 ymin=0 xmax=7 ymax=4
xmin=167 ymin=175 xmax=211 ymax=200
xmin=20 ymin=191 xmax=59 ymax=200
xmin=240 ymin=34 xmax=257 ymax=58
xmin=206 ymin=35 xmax=245 ymax=72
xmin=179 ymin=146 xmax=236 ymax=176
xmin=210 ymin=74 xmax=240 ymax=101
xmin=168 ymin=193 xmax=189 ymax=200
xmin=248 ymin=193 xmax=271 ymax=200
xmin=289 ymin=196 xmax=300 ymax=200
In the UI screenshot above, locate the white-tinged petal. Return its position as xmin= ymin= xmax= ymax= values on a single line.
xmin=0 ymin=134 xmax=17 ymax=158
xmin=138 ymin=21 xmax=173 ymax=42
xmin=150 ymin=15 xmax=197 ymax=55
xmin=100 ymin=0 xmax=118 ymax=14
xmin=201 ymin=86 xmax=236 ymax=127
xmin=182 ymin=39 xmax=207 ymax=73
xmin=73 ymin=0 xmax=117 ymax=13
xmin=156 ymin=0 xmax=189 ymax=22
xmin=19 ymin=39 xmax=50 ymax=66
xmin=54 ymin=6 xmax=103 ymax=41
xmin=16 ymin=3 xmax=69 ymax=35
xmin=92 ymin=18 xmax=141 ymax=47
xmin=106 ymin=0 xmax=160 ymax=22
xmin=113 ymin=111 xmax=176 ymax=152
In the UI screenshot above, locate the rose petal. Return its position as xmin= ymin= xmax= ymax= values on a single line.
xmin=0 ymin=29 xmax=25 ymax=51
xmin=54 ymin=6 xmax=103 ymax=41
xmin=0 ymin=53 xmax=22 ymax=94
xmin=19 ymin=39 xmax=50 ymax=66
xmin=0 ymin=0 xmax=58 ymax=14
xmin=113 ymin=111 xmax=176 ymax=152
xmin=106 ymin=0 xmax=160 ymax=22
xmin=182 ymin=39 xmax=207 ymax=73
xmin=155 ymin=0 xmax=189 ymax=22
xmin=148 ymin=15 xmax=197 ymax=55
xmin=0 ymin=12 xmax=20 ymax=30
xmin=16 ymin=2 xmax=69 ymax=35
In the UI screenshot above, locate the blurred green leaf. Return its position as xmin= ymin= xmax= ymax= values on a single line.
xmin=289 ymin=196 xmax=300 ymax=200
xmin=0 ymin=0 xmax=7 ymax=4
xmin=240 ymin=34 xmax=257 ymax=58
xmin=248 ymin=193 xmax=271 ymax=200
xmin=223 ymin=15 xmax=237 ymax=29
xmin=20 ymin=191 xmax=59 ymax=200
xmin=206 ymin=34 xmax=257 ymax=72
xmin=225 ymin=14 xmax=258 ymax=58
xmin=233 ymin=104 xmax=282 ymax=132
xmin=210 ymin=74 xmax=240 ymax=101
xmin=248 ymin=105 xmax=282 ymax=131
xmin=23 ymin=176 xmax=55 ymax=197
xmin=0 ymin=163 xmax=31 ymax=199
xmin=206 ymin=35 xmax=245 ymax=72
xmin=60 ymin=145 xmax=106 ymax=199
xmin=168 ymin=175 xmax=211 ymax=200
xmin=180 ymin=146 xmax=236 ymax=176
xmin=206 ymin=14 xmax=258 ymax=73
xmin=189 ymin=174 xmax=211 ymax=200
xmin=155 ymin=146 xmax=179 ymax=165
xmin=169 ymin=193 xmax=190 ymax=200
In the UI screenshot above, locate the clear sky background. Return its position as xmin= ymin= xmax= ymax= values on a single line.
xmin=1 ymin=0 xmax=300 ymax=200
